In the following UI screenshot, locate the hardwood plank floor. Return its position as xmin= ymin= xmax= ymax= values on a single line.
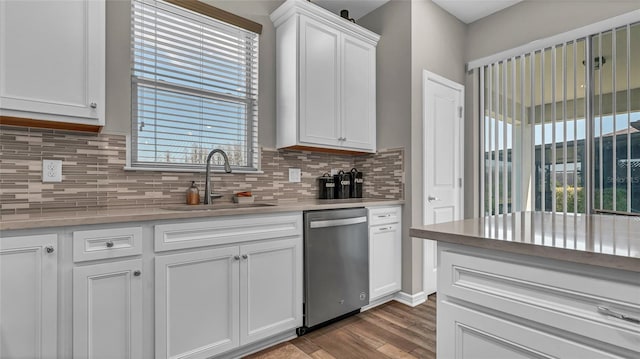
xmin=244 ymin=294 xmax=436 ymax=359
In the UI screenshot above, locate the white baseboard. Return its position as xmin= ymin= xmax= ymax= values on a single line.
xmin=219 ymin=330 xmax=297 ymax=359
xmin=361 ymin=292 xmax=398 ymax=311
xmin=394 ymin=291 xmax=427 ymax=307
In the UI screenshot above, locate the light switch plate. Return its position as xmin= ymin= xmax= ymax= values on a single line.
xmin=43 ymin=159 xmax=62 ymax=182
xmin=289 ymin=168 xmax=301 ymax=183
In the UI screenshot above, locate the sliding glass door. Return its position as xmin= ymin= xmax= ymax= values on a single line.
xmin=480 ymin=22 xmax=639 ymax=216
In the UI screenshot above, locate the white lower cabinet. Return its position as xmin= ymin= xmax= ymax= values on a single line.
xmin=0 ymin=234 xmax=58 ymax=359
xmin=155 ymin=214 xmax=303 ymax=359
xmin=73 ymin=259 xmax=143 ymax=359
xmin=368 ymin=206 xmax=402 ymax=301
xmin=155 ymin=246 xmax=240 ymax=359
xmin=240 ymin=238 xmax=302 ymax=345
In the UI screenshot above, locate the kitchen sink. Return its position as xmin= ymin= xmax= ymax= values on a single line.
xmin=161 ymin=203 xmax=277 ymax=211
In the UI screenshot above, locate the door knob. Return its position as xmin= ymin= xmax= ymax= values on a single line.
xmin=427 ymin=196 xmax=440 ymax=202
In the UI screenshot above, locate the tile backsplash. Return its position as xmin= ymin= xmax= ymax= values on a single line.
xmin=0 ymin=126 xmax=404 ymax=215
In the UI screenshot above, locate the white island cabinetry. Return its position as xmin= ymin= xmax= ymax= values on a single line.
xmin=437 ymin=243 xmax=640 ymax=359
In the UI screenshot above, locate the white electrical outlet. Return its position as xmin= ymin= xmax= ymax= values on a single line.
xmin=42 ymin=159 xmax=62 ymax=182
xmin=330 ymin=168 xmax=338 ymax=176
xmin=289 ymin=168 xmax=301 ymax=183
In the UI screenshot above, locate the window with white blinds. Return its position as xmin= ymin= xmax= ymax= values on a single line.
xmin=131 ymin=0 xmax=259 ymax=170
xmin=478 ymin=21 xmax=640 ymax=216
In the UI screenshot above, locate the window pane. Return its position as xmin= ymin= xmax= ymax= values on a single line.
xmin=131 ymin=0 xmax=259 ymax=170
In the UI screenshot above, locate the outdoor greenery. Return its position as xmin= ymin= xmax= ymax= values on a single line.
xmin=594 ymin=187 xmax=629 ymax=212
xmin=555 ymin=186 xmax=586 ymax=213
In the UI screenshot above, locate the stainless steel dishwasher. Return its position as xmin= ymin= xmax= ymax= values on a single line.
xmin=299 ymin=207 xmax=369 ymax=334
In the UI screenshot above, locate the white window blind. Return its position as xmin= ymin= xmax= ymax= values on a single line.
xmin=477 ymin=21 xmax=640 ymax=216
xmin=131 ymin=0 xmax=259 ymax=170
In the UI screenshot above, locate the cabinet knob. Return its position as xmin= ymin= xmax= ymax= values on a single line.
xmin=133 ymin=270 xmax=141 ymax=277
xmin=105 ymin=241 xmax=114 ymax=248
xmin=234 ymin=255 xmax=240 ymax=260
xmin=45 ymin=246 xmax=55 ymax=254
xmin=90 ymin=102 xmax=97 ymax=109
xmin=242 ymin=254 xmax=248 ymax=259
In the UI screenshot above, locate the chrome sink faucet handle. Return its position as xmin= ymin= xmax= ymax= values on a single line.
xmin=204 ymin=149 xmax=232 ymax=205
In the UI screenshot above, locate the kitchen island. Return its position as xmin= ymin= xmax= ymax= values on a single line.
xmin=411 ymin=212 xmax=640 ymax=358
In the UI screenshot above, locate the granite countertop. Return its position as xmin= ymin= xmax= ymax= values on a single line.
xmin=410 ymin=211 xmax=640 ymax=272
xmin=0 ymin=198 xmax=404 ymax=231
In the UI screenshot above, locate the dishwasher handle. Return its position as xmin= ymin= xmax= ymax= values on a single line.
xmin=309 ymin=216 xmax=367 ymax=229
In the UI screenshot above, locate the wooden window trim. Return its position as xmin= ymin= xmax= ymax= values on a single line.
xmin=164 ymin=0 xmax=262 ymax=34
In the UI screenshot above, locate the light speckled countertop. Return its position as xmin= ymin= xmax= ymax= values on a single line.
xmin=0 ymin=198 xmax=404 ymax=231
xmin=410 ymin=212 xmax=640 ymax=272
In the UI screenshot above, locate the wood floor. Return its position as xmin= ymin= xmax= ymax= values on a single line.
xmin=244 ymin=294 xmax=437 ymax=359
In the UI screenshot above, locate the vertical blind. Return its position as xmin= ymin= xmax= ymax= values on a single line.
xmin=131 ymin=0 xmax=259 ymax=170
xmin=479 ymin=22 xmax=640 ymax=216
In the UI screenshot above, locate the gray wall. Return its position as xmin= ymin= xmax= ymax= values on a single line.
xmin=466 ymin=0 xmax=640 ymax=62
xmin=104 ymin=0 xmax=282 ymax=151
xmin=410 ymin=0 xmax=466 ymax=293
xmin=360 ymin=0 xmax=466 ymax=295
xmin=358 ymin=0 xmax=413 ymax=292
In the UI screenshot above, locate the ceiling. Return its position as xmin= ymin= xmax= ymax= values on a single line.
xmin=312 ymin=0 xmax=390 ymax=20
xmin=431 ymin=0 xmax=523 ymax=24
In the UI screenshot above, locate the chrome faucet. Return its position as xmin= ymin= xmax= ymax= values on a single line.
xmin=204 ymin=149 xmax=232 ymax=205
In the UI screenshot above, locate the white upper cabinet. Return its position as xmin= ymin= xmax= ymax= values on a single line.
xmin=0 ymin=0 xmax=105 ymax=128
xmin=271 ymin=0 xmax=379 ymax=153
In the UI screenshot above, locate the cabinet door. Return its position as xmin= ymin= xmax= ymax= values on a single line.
xmin=155 ymin=247 xmax=240 ymax=359
xmin=73 ymin=259 xmax=143 ymax=359
xmin=0 ymin=234 xmax=57 ymax=359
xmin=240 ymin=237 xmax=302 ymax=345
xmin=341 ymin=34 xmax=376 ymax=152
xmin=0 ymin=0 xmax=105 ymax=125
xmin=298 ymin=16 xmax=341 ymax=147
xmin=438 ymin=300 xmax=630 ymax=359
xmin=369 ymin=224 xmax=401 ymax=300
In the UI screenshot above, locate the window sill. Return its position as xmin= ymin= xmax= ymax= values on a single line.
xmin=123 ymin=166 xmax=264 ymax=174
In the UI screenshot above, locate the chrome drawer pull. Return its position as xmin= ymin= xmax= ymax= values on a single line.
xmin=597 ymin=306 xmax=640 ymax=324
xmin=377 ymin=214 xmax=392 ymax=218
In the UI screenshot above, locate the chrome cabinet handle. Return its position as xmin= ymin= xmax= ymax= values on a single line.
xmin=427 ymin=196 xmax=440 ymax=202
xmin=377 ymin=214 xmax=392 ymax=218
xmin=234 ymin=255 xmax=240 ymax=260
xmin=105 ymin=241 xmax=114 ymax=248
xmin=597 ymin=306 xmax=640 ymax=324
xmin=45 ymin=246 xmax=55 ymax=254
xmin=378 ymin=226 xmax=390 ymax=231
xmin=133 ymin=270 xmax=141 ymax=277
xmin=90 ymin=102 xmax=97 ymax=109
xmin=242 ymin=254 xmax=248 ymax=259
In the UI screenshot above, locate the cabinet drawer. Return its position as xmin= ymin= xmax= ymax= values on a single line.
xmin=368 ymin=206 xmax=400 ymax=226
xmin=439 ymin=247 xmax=640 ymax=354
xmin=73 ymin=227 xmax=142 ymax=262
xmin=154 ymin=212 xmax=302 ymax=252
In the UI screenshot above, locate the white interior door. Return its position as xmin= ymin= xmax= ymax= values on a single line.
xmin=422 ymin=70 xmax=464 ymax=295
